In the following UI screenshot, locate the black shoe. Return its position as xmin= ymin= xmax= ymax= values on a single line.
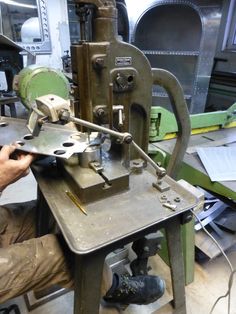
xmin=104 ymin=274 xmax=165 ymax=305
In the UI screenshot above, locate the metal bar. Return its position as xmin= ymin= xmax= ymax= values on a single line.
xmin=132 ymin=141 xmax=166 ymax=177
xmin=36 ymin=188 xmax=52 ymax=236
xmin=9 ymin=103 xmax=17 ymax=118
xmin=109 ymin=83 xmax=114 ymax=130
xmin=74 ymin=252 xmax=106 ymax=314
xmin=152 ymin=69 xmax=191 ymax=179
xmin=1 ymin=105 xmax=5 ymax=116
xmin=203 ymin=188 xmax=236 ymax=208
xmin=195 ymin=204 xmax=227 ymax=231
xmin=69 ymin=116 xmax=129 ymax=141
xmin=197 ymin=201 xmax=225 ymax=220
xmin=166 ymin=216 xmax=186 ymax=314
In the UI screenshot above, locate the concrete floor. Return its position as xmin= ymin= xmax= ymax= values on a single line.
xmin=1 ymin=105 xmax=236 ymax=313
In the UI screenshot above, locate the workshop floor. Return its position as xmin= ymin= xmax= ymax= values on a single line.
xmin=1 ymin=106 xmax=236 ymax=314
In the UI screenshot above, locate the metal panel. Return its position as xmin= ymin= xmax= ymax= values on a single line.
xmin=0 ymin=117 xmax=89 ymax=159
xmin=126 ymin=0 xmax=223 ymax=113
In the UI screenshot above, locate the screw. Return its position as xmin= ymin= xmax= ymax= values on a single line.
xmin=163 ymin=203 xmax=177 ymax=211
xmin=174 ymin=197 xmax=181 ymax=203
xmin=160 ymin=195 xmax=167 ymax=200
xmin=95 ymin=57 xmax=104 ymax=67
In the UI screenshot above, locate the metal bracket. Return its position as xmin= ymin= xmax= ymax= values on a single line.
xmin=152 ymin=180 xmax=170 ymax=192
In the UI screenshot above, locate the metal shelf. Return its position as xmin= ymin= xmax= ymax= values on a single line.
xmin=142 ymin=50 xmax=199 ymax=56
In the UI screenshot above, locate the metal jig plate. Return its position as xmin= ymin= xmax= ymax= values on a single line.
xmin=0 ymin=117 xmax=90 ymax=159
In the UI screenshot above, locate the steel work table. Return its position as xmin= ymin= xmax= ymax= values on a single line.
xmin=32 ymin=161 xmax=196 ymax=314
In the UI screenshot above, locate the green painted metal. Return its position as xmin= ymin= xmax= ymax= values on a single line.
xmin=150 ymin=103 xmax=236 ymax=142
xmin=17 ymin=65 xmax=70 ymax=109
xmin=157 ymin=220 xmax=195 ymax=286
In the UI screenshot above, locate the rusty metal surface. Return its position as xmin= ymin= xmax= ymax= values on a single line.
xmin=0 ymin=117 xmax=89 ymax=158
xmin=33 ymin=163 xmax=197 ymax=254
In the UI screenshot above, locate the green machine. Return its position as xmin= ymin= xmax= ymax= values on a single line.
xmin=15 ymin=65 xmax=70 ymax=109
xmin=150 ymin=104 xmax=236 ymax=142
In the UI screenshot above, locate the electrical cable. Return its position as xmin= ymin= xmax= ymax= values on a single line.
xmin=191 ymin=209 xmax=236 ymax=314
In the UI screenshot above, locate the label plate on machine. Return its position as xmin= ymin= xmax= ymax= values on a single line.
xmin=115 ymin=57 xmax=132 ymax=66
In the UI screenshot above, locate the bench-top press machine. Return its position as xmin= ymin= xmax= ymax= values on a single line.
xmin=0 ymin=1 xmax=198 ymax=313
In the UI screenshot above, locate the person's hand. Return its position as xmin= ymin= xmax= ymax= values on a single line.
xmin=0 ymin=145 xmax=34 ymax=192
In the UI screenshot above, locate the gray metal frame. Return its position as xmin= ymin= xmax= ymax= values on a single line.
xmin=125 ymin=0 xmax=222 ymax=113
xmin=0 ymin=0 xmax=51 ymax=53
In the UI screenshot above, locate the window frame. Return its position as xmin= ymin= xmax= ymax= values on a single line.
xmin=222 ymin=0 xmax=236 ymax=52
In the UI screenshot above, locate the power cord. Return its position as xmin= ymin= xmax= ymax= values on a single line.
xmin=190 ymin=209 xmax=236 ymax=314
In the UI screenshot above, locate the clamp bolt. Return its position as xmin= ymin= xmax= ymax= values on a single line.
xmin=174 ymin=197 xmax=181 ymax=203
xmin=160 ymin=195 xmax=167 ymax=200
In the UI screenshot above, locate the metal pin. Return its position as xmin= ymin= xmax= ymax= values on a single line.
xmin=163 ymin=202 xmax=177 ymax=211
xmin=65 ymin=190 xmax=87 ymax=215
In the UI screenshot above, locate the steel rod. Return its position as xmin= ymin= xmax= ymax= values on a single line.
xmin=69 ymin=116 xmax=129 ymax=141
xmin=132 ymin=141 xmax=166 ymax=177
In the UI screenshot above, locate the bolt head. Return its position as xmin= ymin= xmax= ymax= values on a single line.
xmin=174 ymin=197 xmax=181 ymax=203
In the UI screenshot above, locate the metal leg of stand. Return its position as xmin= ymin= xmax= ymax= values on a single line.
xmin=166 ymin=217 xmax=187 ymax=314
xmin=1 ymin=105 xmax=5 ymax=116
xmin=74 ymin=251 xmax=107 ymax=314
xmin=0 ymin=103 xmax=17 ymax=117
xmin=9 ymin=103 xmax=17 ymax=118
xmin=36 ymin=188 xmax=52 ymax=236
